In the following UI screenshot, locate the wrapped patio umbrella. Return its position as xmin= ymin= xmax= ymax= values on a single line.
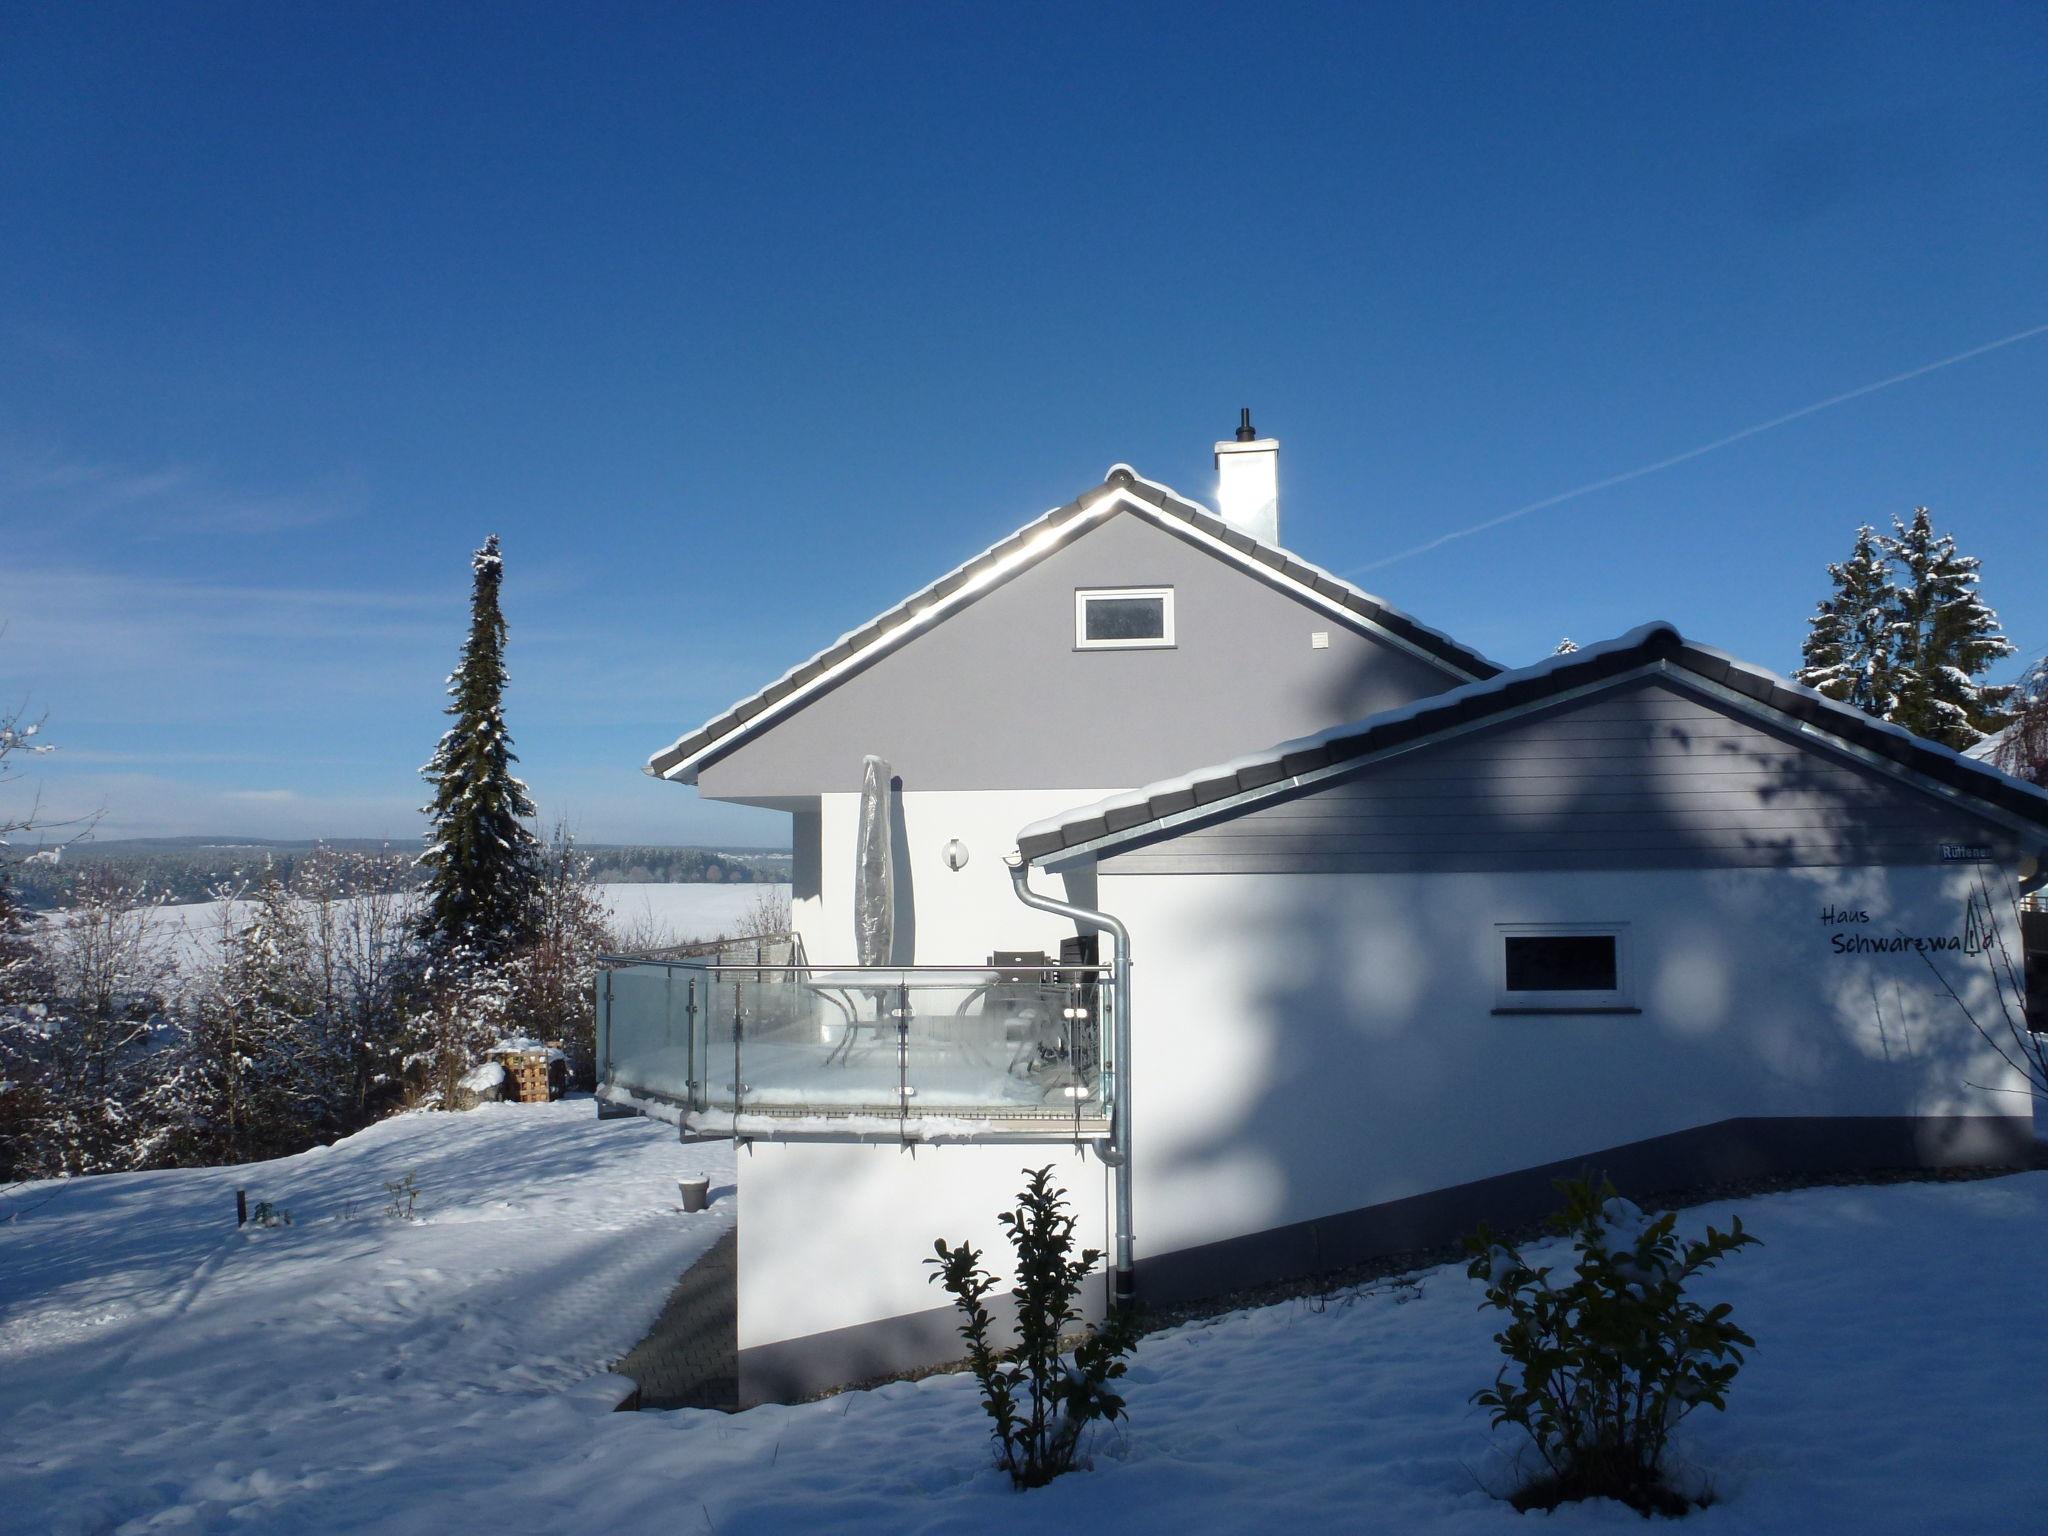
xmin=854 ymin=754 xmax=894 ymax=968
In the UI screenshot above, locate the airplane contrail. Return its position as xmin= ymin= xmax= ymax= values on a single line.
xmin=1347 ymin=320 xmax=2048 ymax=575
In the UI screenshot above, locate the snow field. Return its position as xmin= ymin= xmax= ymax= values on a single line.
xmin=0 ymin=1102 xmax=734 ymax=1536
xmin=99 ymin=882 xmax=789 ymax=972
xmin=3 ymin=1107 xmax=2045 ymax=1534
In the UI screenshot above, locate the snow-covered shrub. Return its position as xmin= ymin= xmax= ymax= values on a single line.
xmin=3 ymin=868 xmax=183 ymax=1176
xmin=249 ymin=1199 xmax=291 ymax=1228
xmin=927 ymin=1166 xmax=1138 ymax=1489
xmin=499 ymin=823 xmax=610 ymax=1090
xmin=735 ymin=884 xmax=791 ymax=940
xmin=398 ymin=947 xmax=513 ymax=1110
xmin=1464 ymin=1175 xmax=1760 ymax=1516
xmin=174 ymin=873 xmax=337 ymax=1165
xmin=287 ymin=845 xmax=422 ymax=1122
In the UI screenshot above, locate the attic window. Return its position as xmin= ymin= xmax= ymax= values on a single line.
xmin=1076 ymin=587 xmax=1174 ymax=650
xmin=1493 ymin=924 xmax=1636 ymax=1014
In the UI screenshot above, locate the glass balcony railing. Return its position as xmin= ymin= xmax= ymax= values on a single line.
xmin=596 ymin=958 xmax=1115 ymax=1140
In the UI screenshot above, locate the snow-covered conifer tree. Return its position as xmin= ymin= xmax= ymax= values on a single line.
xmin=1884 ymin=508 xmax=2014 ymax=748
xmin=1552 ymin=638 xmax=1579 ymax=656
xmin=418 ymin=535 xmax=542 ymax=959
xmin=1795 ymin=525 xmax=1898 ymax=717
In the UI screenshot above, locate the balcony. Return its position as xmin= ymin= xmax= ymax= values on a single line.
xmin=596 ymin=952 xmax=1115 ymax=1143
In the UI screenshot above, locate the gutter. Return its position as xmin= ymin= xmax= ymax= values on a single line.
xmin=1005 ymin=851 xmax=1136 ymax=1304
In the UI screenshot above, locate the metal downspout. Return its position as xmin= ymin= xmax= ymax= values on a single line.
xmin=1005 ymin=852 xmax=1136 ymax=1304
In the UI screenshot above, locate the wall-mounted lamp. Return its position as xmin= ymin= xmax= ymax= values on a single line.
xmin=942 ymin=839 xmax=969 ymax=872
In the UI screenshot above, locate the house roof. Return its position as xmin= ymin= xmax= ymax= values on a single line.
xmin=1016 ymin=621 xmax=2048 ymax=865
xmin=645 ymin=465 xmax=1504 ymax=782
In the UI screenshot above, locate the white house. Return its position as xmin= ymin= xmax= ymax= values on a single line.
xmin=607 ymin=420 xmax=2048 ymax=1404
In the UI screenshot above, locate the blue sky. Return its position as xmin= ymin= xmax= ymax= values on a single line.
xmin=3 ymin=2 xmax=2043 ymax=848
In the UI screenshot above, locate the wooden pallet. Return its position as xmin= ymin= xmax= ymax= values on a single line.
xmin=497 ymin=1051 xmax=554 ymax=1104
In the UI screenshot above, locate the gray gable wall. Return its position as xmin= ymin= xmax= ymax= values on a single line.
xmin=694 ymin=511 xmax=1467 ymax=802
xmin=1100 ymin=677 xmax=2023 ymax=875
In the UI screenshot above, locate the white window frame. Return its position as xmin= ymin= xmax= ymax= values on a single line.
xmin=1074 ymin=586 xmax=1176 ymax=650
xmin=1493 ymin=922 xmax=1635 ymax=1013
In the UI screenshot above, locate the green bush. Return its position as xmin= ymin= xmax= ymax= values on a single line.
xmin=1464 ymin=1175 xmax=1759 ymax=1516
xmin=927 ymin=1165 xmax=1139 ymax=1488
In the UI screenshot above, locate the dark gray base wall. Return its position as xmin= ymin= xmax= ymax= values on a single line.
xmin=737 ymin=1113 xmax=2032 ymax=1405
xmin=1135 ymin=1113 xmax=2034 ymax=1304
xmin=738 ymin=1275 xmax=1108 ymax=1408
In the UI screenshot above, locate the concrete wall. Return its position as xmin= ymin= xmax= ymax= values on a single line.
xmin=795 ymin=787 xmax=1119 ymax=964
xmin=737 ymin=1138 xmax=1109 ymax=1403
xmin=695 ymin=510 xmax=1465 ymax=802
xmin=1102 ymin=861 xmax=2031 ymax=1266
xmin=738 ymin=855 xmax=2030 ymax=1400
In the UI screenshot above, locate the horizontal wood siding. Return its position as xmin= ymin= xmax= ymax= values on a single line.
xmin=1103 ymin=678 xmax=2019 ymax=874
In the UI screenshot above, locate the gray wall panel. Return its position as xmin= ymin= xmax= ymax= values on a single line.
xmin=1104 ymin=678 xmax=2019 ymax=874
xmin=695 ymin=512 xmax=1467 ymax=800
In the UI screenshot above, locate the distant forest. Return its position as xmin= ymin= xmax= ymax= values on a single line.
xmin=9 ymin=837 xmax=791 ymax=910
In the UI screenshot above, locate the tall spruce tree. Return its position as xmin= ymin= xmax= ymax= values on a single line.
xmin=1795 ymin=524 xmax=1898 ymax=717
xmin=418 ymin=535 xmax=542 ymax=958
xmin=1884 ymin=508 xmax=2015 ymax=749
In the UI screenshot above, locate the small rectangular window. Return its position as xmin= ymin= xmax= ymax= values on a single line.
xmin=1495 ymin=924 xmax=1633 ymax=1013
xmin=1076 ymin=587 xmax=1174 ymax=649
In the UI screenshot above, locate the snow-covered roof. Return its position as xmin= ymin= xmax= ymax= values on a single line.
xmin=1016 ymin=621 xmax=2048 ymax=865
xmin=644 ymin=465 xmax=1503 ymax=782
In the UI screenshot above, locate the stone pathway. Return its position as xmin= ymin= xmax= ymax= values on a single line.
xmin=615 ymin=1227 xmax=738 ymax=1411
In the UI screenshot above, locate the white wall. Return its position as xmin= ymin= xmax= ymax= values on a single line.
xmin=1103 ymin=862 xmax=2031 ymax=1260
xmin=738 ymin=1139 xmax=1109 ymax=1351
xmin=799 ymin=788 xmax=1122 ymax=964
xmin=738 ymin=855 xmax=2029 ymax=1373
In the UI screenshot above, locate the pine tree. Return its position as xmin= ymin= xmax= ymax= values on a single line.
xmin=418 ymin=535 xmax=542 ymax=958
xmin=1885 ymin=508 xmax=2015 ymax=749
xmin=1795 ymin=525 xmax=1898 ymax=717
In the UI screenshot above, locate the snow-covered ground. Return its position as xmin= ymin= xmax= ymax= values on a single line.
xmin=4 ymin=1110 xmax=2045 ymax=1534
xmin=0 ymin=1103 xmax=733 ymax=1535
xmin=105 ymin=882 xmax=789 ymax=971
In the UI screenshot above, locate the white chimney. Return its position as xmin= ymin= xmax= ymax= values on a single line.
xmin=1214 ymin=408 xmax=1278 ymax=546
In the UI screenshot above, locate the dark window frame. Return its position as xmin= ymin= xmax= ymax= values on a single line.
xmin=1493 ymin=922 xmax=1635 ymax=1014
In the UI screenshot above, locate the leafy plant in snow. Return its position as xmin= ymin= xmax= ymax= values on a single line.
xmin=249 ymin=1199 xmax=291 ymax=1228
xmin=1464 ymin=1175 xmax=1759 ymax=1516
xmin=927 ymin=1165 xmax=1139 ymax=1488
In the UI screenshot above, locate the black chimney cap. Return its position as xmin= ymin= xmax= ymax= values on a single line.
xmin=1235 ymin=407 xmax=1257 ymax=442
